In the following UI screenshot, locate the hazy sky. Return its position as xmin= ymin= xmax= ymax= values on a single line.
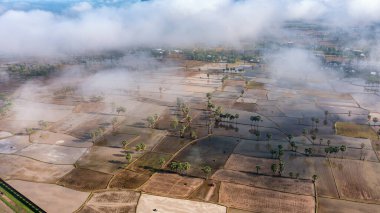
xmin=0 ymin=0 xmax=380 ymax=57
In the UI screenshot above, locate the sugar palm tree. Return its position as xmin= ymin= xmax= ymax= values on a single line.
xmin=312 ymin=174 xmax=318 ymax=183
xmin=340 ymin=145 xmax=346 ymax=158
xmin=125 ymin=153 xmax=132 ymax=163
xmin=256 ymin=165 xmax=261 ymax=174
xmin=373 ymin=117 xmax=378 ymax=126
xmin=201 ymin=165 xmax=212 ymax=180
xmin=278 ymin=161 xmax=285 ymax=176
xmin=158 ymin=157 xmax=166 ymax=168
xmin=266 ymin=133 xmax=272 ymax=142
xmin=271 ymin=163 xmax=278 ymax=176
xmin=360 ymin=143 xmax=365 ymax=160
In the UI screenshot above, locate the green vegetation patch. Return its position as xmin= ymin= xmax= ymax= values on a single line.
xmin=0 ymin=181 xmax=41 ymax=213
xmin=335 ymin=122 xmax=378 ymax=141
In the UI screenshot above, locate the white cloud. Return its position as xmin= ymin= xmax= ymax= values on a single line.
xmin=71 ymin=2 xmax=93 ymax=12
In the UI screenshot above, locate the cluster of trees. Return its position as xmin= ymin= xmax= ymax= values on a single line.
xmin=147 ymin=114 xmax=159 ymax=129
xmin=169 ymin=161 xmax=191 ymax=175
xmin=90 ymin=127 xmax=105 ymax=142
xmin=170 ymin=98 xmax=196 ymax=138
xmin=183 ymin=50 xmax=238 ymax=63
xmin=324 ymin=145 xmax=347 ymax=158
xmin=271 ymin=160 xmax=285 ymax=176
xmin=7 ymin=63 xmax=59 ymax=77
xmin=270 ymin=145 xmax=285 ymax=159
xmin=135 ymin=143 xmax=146 ymax=151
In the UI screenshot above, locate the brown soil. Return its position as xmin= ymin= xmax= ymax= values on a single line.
xmin=232 ymin=102 xmax=258 ymax=112
xmin=109 ymin=170 xmax=150 ymax=190
xmin=219 ymin=182 xmax=315 ymax=213
xmin=0 ymin=154 xmax=73 ymax=183
xmin=212 ymin=169 xmax=314 ymax=196
xmin=79 ymin=190 xmax=140 ymax=213
xmin=153 ymin=136 xmax=192 ymax=154
xmin=189 ymin=179 xmax=220 ymax=203
xmin=141 ymin=173 xmax=204 ymax=198
xmin=330 ymin=158 xmax=380 ymax=202
xmin=318 ymin=197 xmax=380 ymax=213
xmin=129 ymin=152 xmax=172 ymax=173
xmin=57 ymin=168 xmax=112 ymax=191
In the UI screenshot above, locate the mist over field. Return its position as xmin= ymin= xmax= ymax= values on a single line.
xmin=0 ymin=0 xmax=380 ymax=57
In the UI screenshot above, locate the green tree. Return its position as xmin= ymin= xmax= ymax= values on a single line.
xmin=256 ymin=165 xmax=261 ymax=174
xmin=170 ymin=117 xmax=179 ymax=130
xmin=126 ymin=153 xmax=132 ymax=163
xmin=312 ymin=174 xmax=318 ymax=183
xmin=159 ymin=157 xmax=166 ymax=168
xmin=271 ymin=163 xmax=278 ymax=176
xmin=202 ymin=165 xmax=212 ymax=179
xmin=340 ymin=145 xmax=347 ymax=158
xmin=116 ymin=106 xmax=126 ymax=114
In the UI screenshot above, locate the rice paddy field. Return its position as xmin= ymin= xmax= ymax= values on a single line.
xmin=1 ymin=60 xmax=380 ymax=212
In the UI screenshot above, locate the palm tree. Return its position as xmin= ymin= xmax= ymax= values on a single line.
xmin=327 ymin=139 xmax=331 ymax=147
xmin=373 ymin=117 xmax=378 ymax=126
xmin=319 ymin=138 xmax=323 ymax=146
xmin=158 ymin=157 xmax=166 ymax=168
xmin=271 ymin=163 xmax=278 ymax=176
xmin=287 ymin=134 xmax=293 ymax=142
xmin=254 ymin=130 xmax=261 ymax=141
xmin=295 ymin=173 xmax=300 ymax=179
xmin=290 ymin=141 xmax=296 ymax=152
xmin=270 ymin=149 xmax=277 ymax=159
xmin=250 ymin=116 xmax=255 ymax=127
xmin=182 ymin=162 xmax=191 ymax=175
xmin=179 ymin=125 xmax=186 ymax=138
xmin=278 ymin=161 xmax=285 ymax=176
xmin=360 ymin=143 xmax=365 ymax=160
xmin=201 ymin=165 xmax=212 ymax=179
xmin=256 ymin=165 xmax=261 ymax=174
xmin=340 ymin=145 xmax=346 ymax=158
xmin=170 ymin=117 xmax=179 ymax=130
xmin=312 ymin=174 xmax=318 ymax=183
xmin=235 ymin=114 xmax=239 ymax=124
xmin=126 ymin=153 xmax=132 ymax=163
xmin=116 ymin=106 xmax=126 ymax=115
xmin=170 ymin=162 xmax=178 ymax=172
xmin=324 ymin=147 xmax=329 ymax=158
xmin=311 ymin=135 xmax=317 ymax=144
xmin=266 ymin=133 xmax=272 ymax=142
xmin=289 ymin=172 xmax=294 ymax=178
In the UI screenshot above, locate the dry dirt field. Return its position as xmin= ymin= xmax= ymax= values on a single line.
xmin=7 ymin=180 xmax=90 ymax=213
xmin=141 ymin=173 xmax=204 ymax=198
xmin=189 ymin=179 xmax=221 ymax=203
xmin=30 ymin=130 xmax=92 ymax=148
xmin=58 ymin=168 xmax=113 ymax=191
xmin=109 ymin=170 xmax=151 ymax=189
xmin=219 ymin=182 xmax=315 ymax=213
xmin=16 ymin=143 xmax=87 ymax=164
xmin=128 ymin=151 xmax=172 ymax=173
xmin=136 ymin=193 xmax=226 ymax=213
xmin=330 ymin=158 xmax=380 ymax=202
xmin=318 ymin=197 xmax=380 ymax=213
xmin=76 ymin=145 xmax=127 ymax=174
xmin=0 ymin=135 xmax=30 ymax=154
xmin=0 ymin=154 xmax=73 ymax=183
xmin=80 ymin=190 xmax=140 ymax=213
xmin=212 ymin=169 xmax=314 ymax=196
